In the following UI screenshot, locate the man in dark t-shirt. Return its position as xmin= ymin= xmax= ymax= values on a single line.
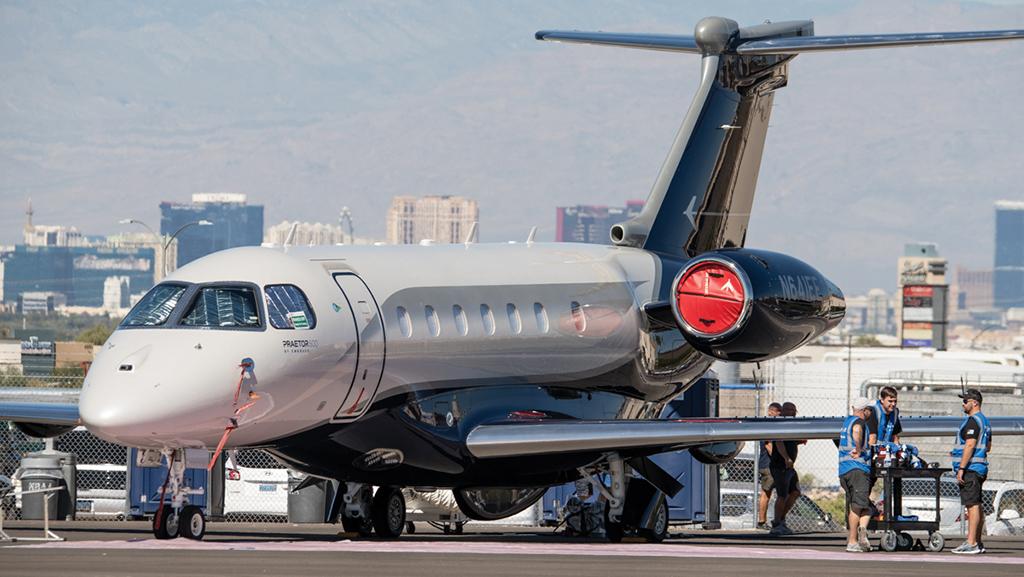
xmin=769 ymin=402 xmax=802 ymax=535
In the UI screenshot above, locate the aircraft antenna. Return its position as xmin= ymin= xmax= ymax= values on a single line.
xmin=526 ymin=226 xmax=537 ymax=245
xmin=464 ymin=222 xmax=478 ymax=246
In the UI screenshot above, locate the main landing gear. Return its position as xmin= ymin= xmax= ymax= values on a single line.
xmin=578 ymin=453 xmax=670 ymax=543
xmin=339 ymin=483 xmax=407 ymax=539
xmin=148 ymin=448 xmax=207 ymax=540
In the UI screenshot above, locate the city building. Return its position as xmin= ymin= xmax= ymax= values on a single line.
xmin=265 ymin=221 xmax=347 ymax=246
xmin=160 ymin=193 xmax=264 ymax=267
xmin=897 ymin=242 xmax=948 ymax=350
xmin=2 ymin=245 xmax=156 ymax=308
xmin=106 ymin=232 xmax=176 ymax=283
xmin=18 ymin=292 xmax=67 ymax=314
xmin=102 ymin=276 xmax=131 ymax=311
xmin=385 ymin=196 xmax=478 ymax=245
xmin=994 ymin=200 xmax=1024 ymax=310
xmin=953 ymin=266 xmax=994 ymax=312
xmin=555 ymin=201 xmax=644 ymax=244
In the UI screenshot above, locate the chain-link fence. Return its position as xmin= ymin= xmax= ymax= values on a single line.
xmin=718 ymin=368 xmax=1024 ymax=537
xmin=3 ymin=368 xmax=1024 ymax=536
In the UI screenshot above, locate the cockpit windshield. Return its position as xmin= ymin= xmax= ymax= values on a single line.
xmin=120 ymin=284 xmax=188 ymax=327
xmin=180 ymin=286 xmax=261 ymax=328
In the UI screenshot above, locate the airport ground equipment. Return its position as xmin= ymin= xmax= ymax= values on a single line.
xmin=16 ymin=450 xmax=76 ymax=521
xmin=868 ymin=466 xmax=949 ymax=552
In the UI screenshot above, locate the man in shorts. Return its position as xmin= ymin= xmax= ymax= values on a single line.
xmin=757 ymin=402 xmax=783 ymax=529
xmin=839 ymin=397 xmax=873 ymax=552
xmin=769 ymin=402 xmax=801 ymax=536
xmin=950 ymin=389 xmax=992 ymax=555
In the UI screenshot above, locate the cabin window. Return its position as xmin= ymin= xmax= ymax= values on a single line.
xmin=506 ymin=303 xmax=522 ymax=334
xmin=534 ymin=302 xmax=549 ymax=333
xmin=180 ymin=286 xmax=261 ymax=328
xmin=571 ymin=301 xmax=586 ymax=332
xmin=121 ymin=283 xmax=188 ymax=327
xmin=397 ymin=306 xmax=412 ymax=338
xmin=453 ymin=304 xmax=468 ymax=336
xmin=480 ymin=304 xmax=495 ymax=336
xmin=264 ymin=285 xmax=316 ymax=330
xmin=425 ymin=305 xmax=441 ymax=337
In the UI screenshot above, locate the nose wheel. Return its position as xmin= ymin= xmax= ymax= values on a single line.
xmin=149 ymin=448 xmax=207 ymax=540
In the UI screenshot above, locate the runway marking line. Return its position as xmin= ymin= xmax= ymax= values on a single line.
xmin=15 ymin=539 xmax=1024 ymax=564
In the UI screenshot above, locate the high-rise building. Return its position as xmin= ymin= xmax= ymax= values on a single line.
xmin=897 ymin=242 xmax=948 ymax=349
xmin=953 ymin=266 xmax=994 ymax=311
xmin=555 ymin=201 xmax=644 ymax=244
xmin=1 ymin=245 xmax=156 ymax=308
xmin=160 ymin=193 xmax=263 ymax=268
xmin=102 ymin=276 xmax=131 ymax=311
xmin=385 ymin=196 xmax=478 ymax=245
xmin=994 ymin=200 xmax=1024 ymax=310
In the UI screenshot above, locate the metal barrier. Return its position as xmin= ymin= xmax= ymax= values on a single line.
xmin=0 ymin=485 xmax=64 ymax=542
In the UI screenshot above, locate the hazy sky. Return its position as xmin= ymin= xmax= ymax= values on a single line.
xmin=2 ymin=0 xmax=1023 ymax=294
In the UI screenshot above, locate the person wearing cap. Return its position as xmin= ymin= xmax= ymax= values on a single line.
xmin=950 ymin=388 xmax=992 ymax=555
xmin=756 ymin=402 xmax=783 ymax=529
xmin=868 ymin=386 xmax=902 ymax=446
xmin=839 ymin=397 xmax=873 ymax=552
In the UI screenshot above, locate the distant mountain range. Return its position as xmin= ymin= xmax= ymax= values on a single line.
xmin=1 ymin=0 xmax=1022 ymax=293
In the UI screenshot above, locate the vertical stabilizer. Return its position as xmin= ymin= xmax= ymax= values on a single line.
xmin=607 ymin=18 xmax=810 ymax=257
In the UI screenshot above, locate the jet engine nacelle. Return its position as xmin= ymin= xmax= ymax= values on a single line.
xmin=671 ymin=248 xmax=845 ymax=362
xmin=690 ymin=441 xmax=746 ymax=465
xmin=453 ymin=487 xmax=548 ymax=521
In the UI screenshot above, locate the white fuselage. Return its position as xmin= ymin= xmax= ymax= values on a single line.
xmin=79 ymin=242 xmax=669 ymax=450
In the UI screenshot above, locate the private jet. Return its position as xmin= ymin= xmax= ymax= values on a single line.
xmin=4 ymin=16 xmax=1024 ymax=542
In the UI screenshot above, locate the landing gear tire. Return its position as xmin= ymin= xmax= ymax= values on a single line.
xmin=604 ymin=503 xmax=624 ymax=543
xmin=641 ymin=495 xmax=669 ymax=543
xmin=406 ymin=522 xmax=416 ymax=534
xmin=896 ymin=531 xmax=913 ymax=551
xmin=342 ymin=516 xmax=373 ymax=537
xmin=926 ymin=532 xmax=945 ymax=552
xmin=152 ymin=505 xmax=179 ymax=540
xmin=178 ymin=505 xmax=206 ymax=540
xmin=880 ymin=530 xmax=898 ymax=552
xmin=371 ymin=487 xmax=406 ymax=539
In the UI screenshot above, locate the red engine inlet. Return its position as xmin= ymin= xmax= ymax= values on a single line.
xmin=674 ymin=260 xmax=748 ymax=338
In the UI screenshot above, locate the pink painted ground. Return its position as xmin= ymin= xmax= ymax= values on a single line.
xmin=19 ymin=539 xmax=1024 ymax=565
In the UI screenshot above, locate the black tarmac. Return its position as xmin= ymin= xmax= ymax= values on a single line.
xmin=1 ymin=521 xmax=1022 ymax=577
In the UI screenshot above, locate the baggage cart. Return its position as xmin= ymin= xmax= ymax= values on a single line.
xmin=867 ymin=466 xmax=949 ymax=552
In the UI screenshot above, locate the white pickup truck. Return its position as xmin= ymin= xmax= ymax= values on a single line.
xmin=899 ymin=476 xmax=1024 ymax=536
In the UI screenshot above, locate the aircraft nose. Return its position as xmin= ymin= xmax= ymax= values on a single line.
xmin=79 ymin=369 xmax=228 ymax=447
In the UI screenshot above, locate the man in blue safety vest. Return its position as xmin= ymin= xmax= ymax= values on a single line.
xmin=868 ymin=386 xmax=901 ymax=446
xmin=950 ymin=388 xmax=991 ymax=555
xmin=839 ymin=397 xmax=874 ymax=552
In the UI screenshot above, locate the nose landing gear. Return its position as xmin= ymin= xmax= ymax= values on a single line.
xmin=149 ymin=448 xmax=207 ymax=540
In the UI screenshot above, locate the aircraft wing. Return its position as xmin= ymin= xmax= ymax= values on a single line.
xmin=466 ymin=416 xmax=1024 ymax=459
xmin=0 ymin=387 xmax=81 ymax=427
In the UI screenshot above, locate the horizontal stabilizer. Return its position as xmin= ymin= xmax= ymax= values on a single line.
xmin=467 ymin=416 xmax=1024 ymax=459
xmin=737 ymin=29 xmax=1024 ymax=55
xmin=535 ymin=30 xmax=699 ymax=53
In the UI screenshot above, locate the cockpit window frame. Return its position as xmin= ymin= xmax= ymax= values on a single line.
xmin=120 ymin=281 xmax=267 ymax=332
xmin=264 ymin=284 xmax=317 ymax=330
xmin=119 ymin=282 xmax=191 ymax=329
xmin=175 ymin=282 xmax=267 ymax=332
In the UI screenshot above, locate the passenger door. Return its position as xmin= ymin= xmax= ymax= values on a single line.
xmin=332 ymin=273 xmax=386 ymax=421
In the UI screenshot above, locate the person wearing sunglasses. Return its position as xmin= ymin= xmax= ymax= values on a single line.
xmin=950 ymin=388 xmax=992 ymax=555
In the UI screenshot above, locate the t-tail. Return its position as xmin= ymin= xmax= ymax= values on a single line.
xmin=536 ymin=17 xmax=1024 ymax=257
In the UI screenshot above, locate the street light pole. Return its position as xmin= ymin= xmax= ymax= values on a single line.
xmin=120 ymin=218 xmax=212 ymax=279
